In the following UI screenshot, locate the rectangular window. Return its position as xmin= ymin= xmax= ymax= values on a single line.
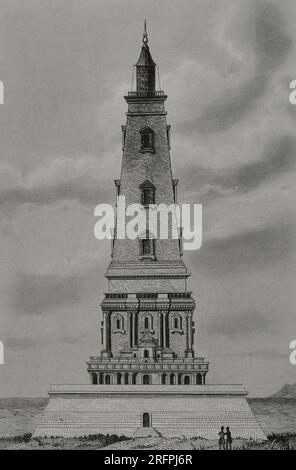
xmin=142 ymin=134 xmax=150 ymax=149
xmin=142 ymin=188 xmax=154 ymax=205
xmin=140 ymin=128 xmax=154 ymax=153
xmin=142 ymin=239 xmax=151 ymax=255
xmin=140 ymin=239 xmax=155 ymax=259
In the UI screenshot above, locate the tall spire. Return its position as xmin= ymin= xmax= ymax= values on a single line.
xmin=143 ymin=19 xmax=148 ymax=45
xmin=135 ymin=20 xmax=156 ymax=94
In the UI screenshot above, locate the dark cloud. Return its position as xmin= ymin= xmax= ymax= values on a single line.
xmin=0 ymin=178 xmax=113 ymax=210
xmin=254 ymin=0 xmax=292 ymax=70
xmin=207 ymin=310 xmax=274 ymax=336
xmin=179 ymin=135 xmax=296 ymax=203
xmin=195 ymin=223 xmax=293 ymax=275
xmin=222 ymin=349 xmax=287 ymax=359
xmin=237 ymin=134 xmax=295 ymax=190
xmin=5 ymin=334 xmax=89 ymax=350
xmin=179 ymin=1 xmax=292 ymax=134
xmin=193 ymin=75 xmax=267 ymax=134
xmin=11 ymin=272 xmax=85 ymax=315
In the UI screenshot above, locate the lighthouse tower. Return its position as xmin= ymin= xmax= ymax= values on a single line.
xmin=87 ymin=24 xmax=209 ymax=387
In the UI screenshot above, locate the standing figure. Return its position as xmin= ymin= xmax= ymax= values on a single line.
xmin=218 ymin=426 xmax=225 ymax=450
xmin=226 ymin=426 xmax=232 ymax=450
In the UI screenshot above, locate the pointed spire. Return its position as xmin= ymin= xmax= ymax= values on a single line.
xmin=135 ymin=20 xmax=156 ymax=67
xmin=134 ymin=21 xmax=156 ymax=93
xmin=143 ymin=19 xmax=148 ymax=45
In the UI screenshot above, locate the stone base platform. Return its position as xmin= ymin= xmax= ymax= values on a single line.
xmin=33 ymin=384 xmax=266 ymax=440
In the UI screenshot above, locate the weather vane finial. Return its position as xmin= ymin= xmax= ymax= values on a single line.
xmin=143 ymin=19 xmax=148 ymax=45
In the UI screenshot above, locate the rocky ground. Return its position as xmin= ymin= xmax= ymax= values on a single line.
xmin=0 ymin=433 xmax=295 ymax=450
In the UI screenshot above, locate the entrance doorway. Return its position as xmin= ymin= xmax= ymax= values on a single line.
xmin=142 ymin=412 xmax=150 ymax=427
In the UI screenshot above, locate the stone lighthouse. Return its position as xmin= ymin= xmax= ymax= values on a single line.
xmin=87 ymin=23 xmax=209 ymax=387
xmin=34 ymin=25 xmax=266 ymax=440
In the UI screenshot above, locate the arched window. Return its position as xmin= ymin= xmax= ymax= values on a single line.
xmin=142 ymin=412 xmax=150 ymax=427
xmin=113 ymin=313 xmax=124 ymax=331
xmin=143 ymin=374 xmax=150 ymax=385
xmin=196 ymin=373 xmax=202 ymax=385
xmin=140 ymin=180 xmax=155 ymax=206
xmin=117 ymin=373 xmax=122 ymax=384
xmin=170 ymin=374 xmax=175 ymax=385
xmin=171 ymin=314 xmax=182 ymax=331
xmin=105 ymin=374 xmax=111 ymax=385
xmin=184 ymin=375 xmax=190 ymax=385
xmin=140 ymin=127 xmax=154 ymax=153
xmin=144 ymin=349 xmax=149 ymax=358
xmin=162 ymin=374 xmax=166 ymax=385
xmin=91 ymin=373 xmax=97 ymax=385
xmin=132 ymin=373 xmax=137 ymax=385
xmin=142 ymin=313 xmax=153 ymax=331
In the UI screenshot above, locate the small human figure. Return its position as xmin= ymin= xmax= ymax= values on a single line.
xmin=225 ymin=426 xmax=232 ymax=450
xmin=218 ymin=426 xmax=225 ymax=450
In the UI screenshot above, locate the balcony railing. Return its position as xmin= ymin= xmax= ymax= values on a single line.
xmin=89 ymin=356 xmax=206 ymax=363
xmin=105 ymin=293 xmax=128 ymax=299
xmin=104 ymin=292 xmax=192 ymax=300
xmin=87 ymin=362 xmax=209 ymax=372
xmin=168 ymin=293 xmax=192 ymax=299
xmin=137 ymin=293 xmax=158 ymax=299
xmin=127 ymin=91 xmax=165 ymax=97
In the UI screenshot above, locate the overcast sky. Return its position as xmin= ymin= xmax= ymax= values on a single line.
xmin=0 ymin=0 xmax=295 ymax=397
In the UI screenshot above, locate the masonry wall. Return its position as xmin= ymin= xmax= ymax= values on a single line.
xmin=112 ymin=99 xmax=181 ymax=263
xmin=109 ymin=310 xmax=189 ymax=357
xmin=34 ymin=392 xmax=266 ymax=440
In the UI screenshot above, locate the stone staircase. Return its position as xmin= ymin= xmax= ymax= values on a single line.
xmin=133 ymin=426 xmax=161 ymax=438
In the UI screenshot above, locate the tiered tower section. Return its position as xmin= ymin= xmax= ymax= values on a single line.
xmin=87 ymin=26 xmax=209 ymax=386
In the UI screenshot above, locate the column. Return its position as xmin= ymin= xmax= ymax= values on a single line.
xmin=166 ymin=312 xmax=170 ymax=347
xmin=162 ymin=312 xmax=166 ymax=348
xmin=128 ymin=312 xmax=132 ymax=348
xmin=159 ymin=313 xmax=163 ymax=347
xmin=103 ymin=311 xmax=108 ymax=351
xmin=107 ymin=312 xmax=111 ymax=352
xmin=100 ymin=321 xmax=104 ymax=345
xmin=185 ymin=314 xmax=189 ymax=350
xmin=162 ymin=311 xmax=169 ymax=348
xmin=188 ymin=312 xmax=193 ymax=350
xmin=132 ymin=311 xmax=137 ymax=347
